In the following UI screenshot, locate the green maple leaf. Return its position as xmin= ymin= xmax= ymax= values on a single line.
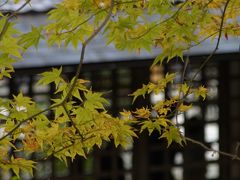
xmin=52 ymin=99 xmax=73 ymax=119
xmin=19 ymin=25 xmax=44 ymax=49
xmin=195 ymin=86 xmax=208 ymax=100
xmin=140 ymin=120 xmax=161 ymax=135
xmin=152 ymin=54 xmax=166 ymax=67
xmin=180 ymin=83 xmax=189 ymax=95
xmin=9 ymin=157 xmax=35 ymax=177
xmin=70 ymin=78 xmax=89 ymax=101
xmin=73 ymin=107 xmax=93 ymax=124
xmin=37 ymin=67 xmax=63 ymax=88
xmin=160 ymin=126 xmax=185 ymax=147
xmin=13 ymin=93 xmax=34 ymax=108
xmin=0 ymin=37 xmax=22 ymax=58
xmin=0 ymin=54 xmax=16 ymax=79
xmin=112 ymin=121 xmax=137 ymax=148
xmin=130 ymin=84 xmax=149 ymax=103
xmin=84 ymin=91 xmax=109 ymax=110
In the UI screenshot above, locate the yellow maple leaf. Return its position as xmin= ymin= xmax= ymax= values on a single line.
xmin=94 ymin=0 xmax=111 ymax=8
xmin=195 ymin=86 xmax=208 ymax=100
xmin=63 ymin=0 xmax=80 ymax=10
xmin=178 ymin=103 xmax=192 ymax=112
xmin=133 ymin=107 xmax=151 ymax=119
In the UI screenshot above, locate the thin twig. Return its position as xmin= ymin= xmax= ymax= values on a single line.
xmin=63 ymin=0 xmax=114 ymax=103
xmin=175 ymin=56 xmax=190 ymax=126
xmin=181 ymin=0 xmax=238 ymax=162
xmin=130 ymin=0 xmax=188 ymax=40
xmin=0 ymin=0 xmax=31 ymax=40
xmin=57 ymin=0 xmax=143 ymax=36
xmin=57 ymin=7 xmax=108 ymax=35
xmin=0 ymin=103 xmax=59 ymax=141
xmin=173 ymin=0 xmax=231 ymax=109
xmin=189 ymin=0 xmax=231 ymax=82
xmin=0 ymin=0 xmax=9 ymax=8
xmin=185 ymin=137 xmax=240 ymax=161
xmin=62 ymin=104 xmax=84 ymax=140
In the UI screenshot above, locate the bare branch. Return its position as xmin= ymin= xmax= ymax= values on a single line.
xmin=0 ymin=0 xmax=9 ymax=8
xmin=185 ymin=137 xmax=240 ymax=161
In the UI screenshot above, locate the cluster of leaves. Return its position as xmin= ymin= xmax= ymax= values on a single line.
xmin=0 ymin=0 xmax=238 ymax=178
xmin=0 ymin=3 xmax=43 ymax=79
xmin=129 ymin=73 xmax=207 ymax=147
xmin=0 ymin=67 xmax=137 ymax=177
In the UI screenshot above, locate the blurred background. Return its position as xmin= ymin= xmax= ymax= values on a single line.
xmin=1 ymin=1 xmax=240 ymax=179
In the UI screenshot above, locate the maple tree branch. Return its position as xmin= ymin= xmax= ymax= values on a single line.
xmin=129 ymin=0 xmax=215 ymax=41
xmin=61 ymin=104 xmax=84 ymax=140
xmin=0 ymin=0 xmax=31 ymax=40
xmin=52 ymin=135 xmax=95 ymax=157
xmin=170 ymin=0 xmax=232 ymax=114
xmin=57 ymin=8 xmax=108 ymax=35
xmin=177 ymin=0 xmax=238 ymax=162
xmin=52 ymin=143 xmax=75 ymax=156
xmin=185 ymin=136 xmax=240 ymax=161
xmin=0 ymin=104 xmax=59 ymax=141
xmin=63 ymin=0 xmax=114 ymax=103
xmin=175 ymin=56 xmax=190 ymax=126
xmin=189 ymin=0 xmax=231 ymax=82
xmin=57 ymin=0 xmax=144 ymax=36
xmin=0 ymin=0 xmax=9 ymax=8
xmin=130 ymin=0 xmax=188 ymax=40
xmin=36 ymin=135 xmax=96 ymax=161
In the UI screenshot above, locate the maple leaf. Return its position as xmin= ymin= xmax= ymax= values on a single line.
xmin=165 ymin=73 xmax=175 ymax=83
xmin=130 ymin=84 xmax=149 ymax=103
xmin=179 ymin=83 xmax=189 ymax=95
xmin=112 ymin=122 xmax=137 ymax=148
xmin=0 ymin=37 xmax=22 ymax=58
xmin=160 ymin=126 xmax=185 ymax=147
xmin=120 ymin=109 xmax=132 ymax=119
xmin=140 ymin=120 xmax=160 ymax=135
xmin=70 ymin=78 xmax=89 ymax=101
xmin=72 ymin=107 xmax=93 ymax=124
xmin=152 ymin=54 xmax=166 ymax=67
xmin=19 ymin=26 xmax=44 ymax=49
xmin=195 ymin=86 xmax=208 ymax=100
xmin=0 ymin=54 xmax=16 ymax=79
xmin=12 ymin=93 xmax=34 ymax=108
xmin=84 ymin=91 xmax=109 ymax=110
xmin=7 ymin=157 xmax=35 ymax=178
xmin=178 ymin=103 xmax=192 ymax=112
xmin=155 ymin=118 xmax=171 ymax=127
xmin=133 ymin=107 xmax=151 ymax=119
xmin=37 ymin=67 xmax=63 ymax=88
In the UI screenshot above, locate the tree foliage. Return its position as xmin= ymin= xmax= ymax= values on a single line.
xmin=0 ymin=0 xmax=239 ymax=177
